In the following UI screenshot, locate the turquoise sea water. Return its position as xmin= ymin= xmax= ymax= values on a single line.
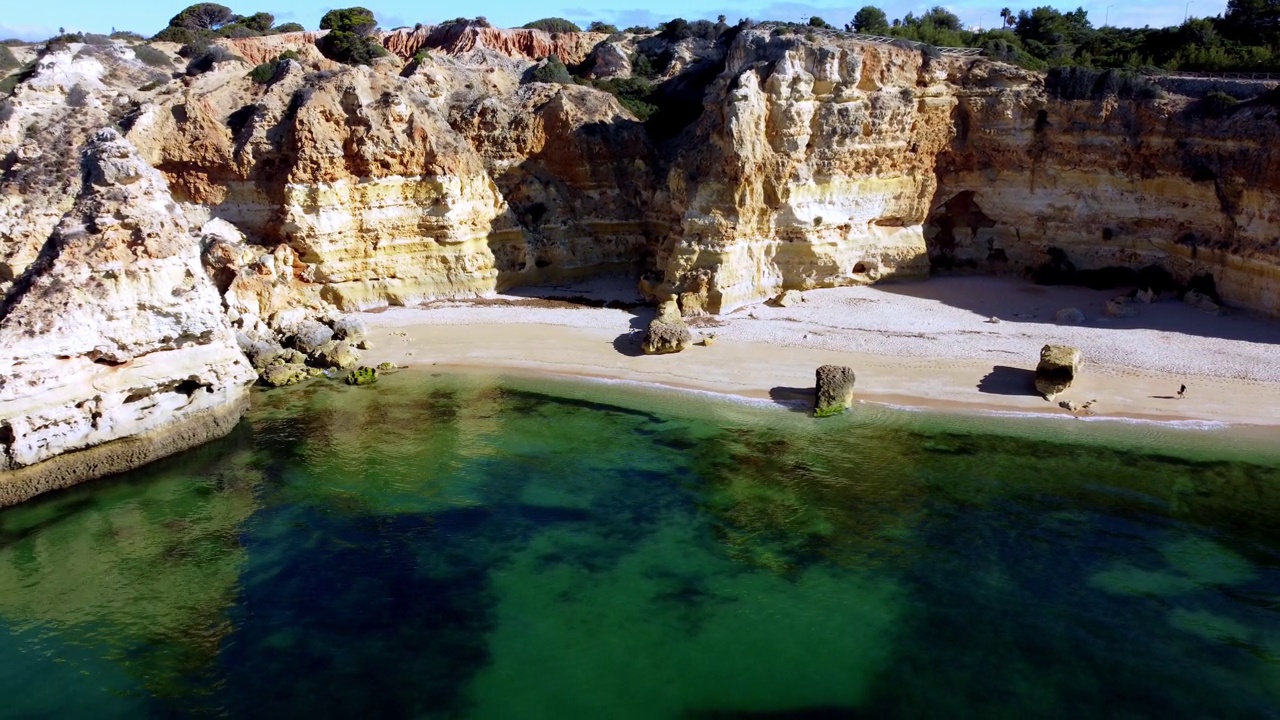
xmin=1 ymin=371 xmax=1279 ymax=718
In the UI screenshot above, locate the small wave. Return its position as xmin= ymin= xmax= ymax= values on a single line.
xmin=543 ymin=375 xmax=784 ymax=409
xmin=857 ymin=399 xmax=1230 ymax=430
xmin=975 ymin=408 xmax=1229 ymax=430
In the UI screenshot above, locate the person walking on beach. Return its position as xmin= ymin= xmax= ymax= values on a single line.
xmin=1177 ymin=384 xmax=1187 ymax=399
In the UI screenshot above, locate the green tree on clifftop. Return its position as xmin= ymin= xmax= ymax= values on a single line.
xmin=318 ymin=7 xmax=388 ymax=65
xmin=169 ymin=3 xmax=236 ymax=31
xmin=851 ymin=6 xmax=890 ymax=33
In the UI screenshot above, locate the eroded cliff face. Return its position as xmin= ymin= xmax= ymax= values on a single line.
xmin=380 ymin=25 xmax=609 ymax=66
xmin=120 ymin=44 xmax=659 ymax=311
xmin=654 ymin=34 xmax=958 ymax=313
xmin=931 ymin=61 xmax=1280 ymax=315
xmin=0 ymin=129 xmax=255 ymax=505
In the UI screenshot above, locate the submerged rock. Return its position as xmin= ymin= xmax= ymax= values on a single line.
xmin=814 ymin=365 xmax=857 ymax=417
xmin=345 ymin=366 xmax=379 ymax=386
xmin=261 ymin=363 xmax=315 ymax=387
xmin=642 ymin=300 xmax=692 ymax=355
xmin=1035 ymin=345 xmax=1081 ymax=400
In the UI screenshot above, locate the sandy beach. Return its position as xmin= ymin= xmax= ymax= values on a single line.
xmin=357 ymin=277 xmax=1280 ymax=427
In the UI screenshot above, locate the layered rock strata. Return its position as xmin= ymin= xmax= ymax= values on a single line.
xmin=0 ymin=130 xmax=256 ymax=505
xmin=652 ymin=34 xmax=959 ymax=313
xmin=929 ymin=62 xmax=1280 ymax=316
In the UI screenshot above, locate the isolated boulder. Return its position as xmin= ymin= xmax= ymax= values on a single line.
xmin=1035 ymin=344 xmax=1081 ymax=400
xmin=642 ymin=300 xmax=692 ymax=355
xmin=345 ymin=366 xmax=378 ymax=386
xmin=1184 ymin=290 xmax=1221 ymax=314
xmin=772 ymin=289 xmax=803 ymax=308
xmin=1105 ymin=296 xmax=1138 ymax=318
xmin=1054 ymin=307 xmax=1085 ymax=324
xmin=814 ymin=365 xmax=857 ymax=417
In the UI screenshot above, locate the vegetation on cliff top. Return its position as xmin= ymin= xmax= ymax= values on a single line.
xmin=521 ymin=18 xmax=582 ymax=34
xmin=317 ymin=7 xmax=389 ymax=66
xmin=152 ymin=3 xmax=304 ymax=44
xmin=847 ymin=2 xmax=1280 ymax=73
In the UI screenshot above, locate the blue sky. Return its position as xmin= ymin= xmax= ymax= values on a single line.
xmin=1 ymin=0 xmax=1229 ymax=41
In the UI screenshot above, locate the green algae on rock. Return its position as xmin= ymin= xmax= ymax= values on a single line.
xmin=345 ymin=366 xmax=379 ymax=385
xmin=815 ymin=365 xmax=857 ymax=417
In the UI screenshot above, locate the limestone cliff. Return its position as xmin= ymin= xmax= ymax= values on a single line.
xmin=0 ymin=129 xmax=255 ymax=505
xmin=653 ymin=34 xmax=957 ymax=313
xmin=3 ymin=27 xmax=1280 ymax=502
xmin=123 ymin=45 xmax=659 ymax=311
xmin=930 ymin=61 xmax=1280 ymax=316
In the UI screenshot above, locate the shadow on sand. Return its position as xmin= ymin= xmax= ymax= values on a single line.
xmin=977 ymin=366 xmax=1038 ymax=396
xmin=611 ymin=309 xmax=655 ymax=357
xmin=874 ymin=277 xmax=1280 ymax=345
xmin=769 ymin=386 xmax=815 ymax=414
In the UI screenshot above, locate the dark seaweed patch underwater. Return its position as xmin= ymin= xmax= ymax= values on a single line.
xmin=1 ymin=371 xmax=1278 ymax=719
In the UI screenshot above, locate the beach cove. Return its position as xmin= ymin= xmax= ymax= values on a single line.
xmin=358 ymin=276 xmax=1280 ymax=429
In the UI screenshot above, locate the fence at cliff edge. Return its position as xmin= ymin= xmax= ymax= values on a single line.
xmin=849 ymin=34 xmax=983 ymax=56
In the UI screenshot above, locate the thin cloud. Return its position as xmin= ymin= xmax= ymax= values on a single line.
xmin=0 ymin=24 xmax=56 ymax=41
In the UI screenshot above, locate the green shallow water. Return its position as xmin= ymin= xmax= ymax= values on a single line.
xmin=2 ymin=371 xmax=1279 ymax=718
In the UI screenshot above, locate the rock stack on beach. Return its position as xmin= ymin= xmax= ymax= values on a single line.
xmin=1035 ymin=345 xmax=1082 ymax=401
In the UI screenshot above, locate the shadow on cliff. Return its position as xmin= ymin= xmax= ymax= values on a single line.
xmin=873 ymin=276 xmax=1280 ymax=345
xmin=977 ymin=366 xmax=1038 ymax=396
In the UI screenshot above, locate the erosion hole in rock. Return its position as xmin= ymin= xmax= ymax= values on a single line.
xmin=176 ymin=378 xmax=212 ymax=397
xmin=534 ymin=259 xmax=552 ymax=269
xmin=1102 ymin=227 xmax=1114 ymax=241
xmin=925 ymin=191 xmax=996 ymax=260
xmin=91 ymin=356 xmax=126 ymax=367
xmin=0 ymin=422 xmax=13 ymax=450
xmin=853 ymin=262 xmax=868 ymax=274
xmin=1034 ymin=109 xmax=1049 ymax=132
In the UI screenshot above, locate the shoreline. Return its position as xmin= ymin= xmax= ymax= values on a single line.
xmin=356 ymin=278 xmax=1280 ymax=430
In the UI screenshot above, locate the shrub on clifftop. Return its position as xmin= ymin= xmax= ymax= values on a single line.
xmin=320 ymin=7 xmax=377 ymax=35
xmin=169 ymin=3 xmax=237 ymax=31
xmin=525 ymin=56 xmax=572 ymax=84
xmin=522 ymin=18 xmax=583 ymax=33
xmin=318 ymin=7 xmax=388 ymax=65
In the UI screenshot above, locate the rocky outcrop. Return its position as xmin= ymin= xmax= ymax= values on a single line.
xmin=815 ymin=365 xmax=857 ymax=417
xmin=652 ymin=34 xmax=956 ymax=313
xmin=1035 ymin=345 xmax=1081 ymax=400
xmin=381 ymin=24 xmax=608 ymax=65
xmin=642 ymin=300 xmax=692 ymax=354
xmin=216 ymin=31 xmax=330 ymax=66
xmin=0 ymin=129 xmax=256 ymax=505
